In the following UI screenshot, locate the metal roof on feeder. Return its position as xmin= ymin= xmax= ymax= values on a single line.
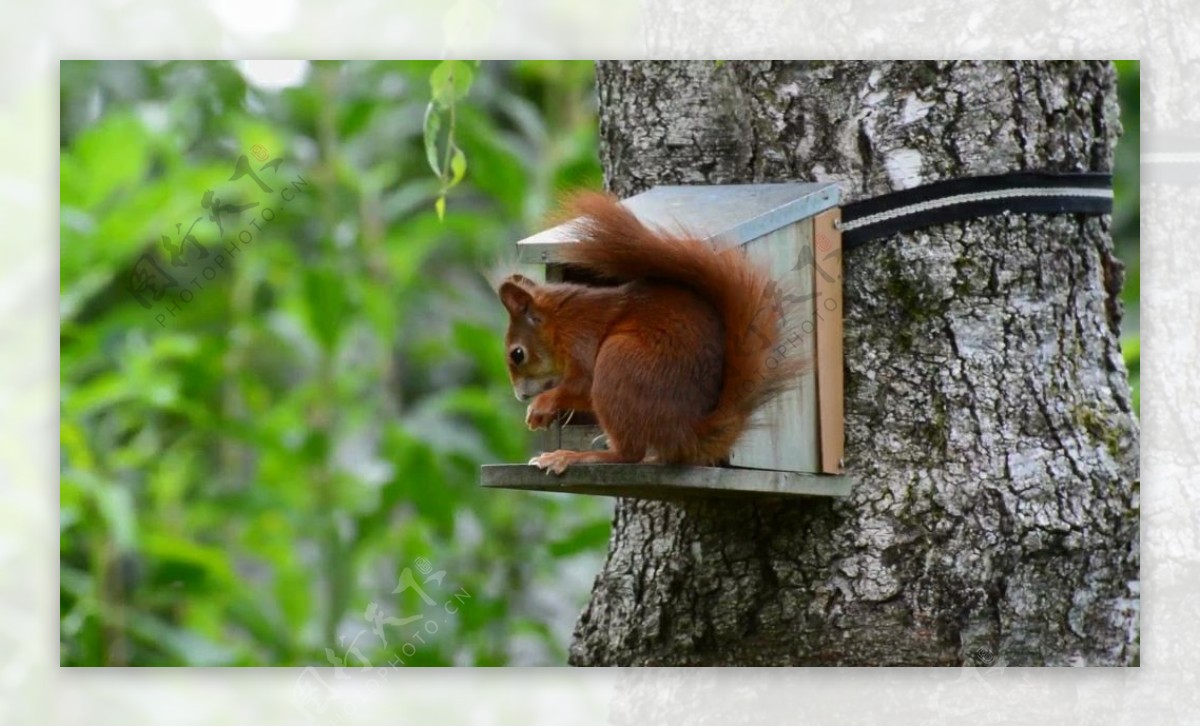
xmin=516 ymin=182 xmax=842 ymax=264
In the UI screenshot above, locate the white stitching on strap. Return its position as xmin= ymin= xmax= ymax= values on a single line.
xmin=837 ymin=186 xmax=1114 ymax=232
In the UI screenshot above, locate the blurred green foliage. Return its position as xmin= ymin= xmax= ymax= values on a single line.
xmin=1113 ymin=60 xmax=1140 ymax=413
xmin=60 ymin=60 xmax=609 ymax=667
xmin=59 ymin=60 xmax=1139 ymax=667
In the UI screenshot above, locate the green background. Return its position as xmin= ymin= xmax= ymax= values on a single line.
xmin=59 ymin=60 xmax=1139 ymax=666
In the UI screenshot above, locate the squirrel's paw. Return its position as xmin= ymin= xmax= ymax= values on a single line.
xmin=529 ymin=451 xmax=572 ymax=475
xmin=525 ymin=402 xmax=556 ymax=430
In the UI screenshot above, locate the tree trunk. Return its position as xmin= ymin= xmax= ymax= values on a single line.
xmin=570 ymin=61 xmax=1139 ymax=667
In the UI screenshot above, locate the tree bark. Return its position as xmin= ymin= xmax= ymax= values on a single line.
xmin=570 ymin=61 xmax=1139 ymax=667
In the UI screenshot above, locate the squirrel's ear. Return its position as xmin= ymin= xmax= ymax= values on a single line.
xmin=499 ymin=280 xmax=534 ymax=317
xmin=507 ymin=273 xmax=536 ymax=289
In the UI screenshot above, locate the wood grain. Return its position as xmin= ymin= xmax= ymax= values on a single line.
xmin=812 ymin=209 xmax=845 ymax=474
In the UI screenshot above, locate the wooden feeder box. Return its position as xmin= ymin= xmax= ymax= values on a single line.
xmin=481 ymin=183 xmax=851 ymax=500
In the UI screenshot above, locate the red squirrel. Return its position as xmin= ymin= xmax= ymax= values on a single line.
xmin=497 ymin=191 xmax=802 ymax=475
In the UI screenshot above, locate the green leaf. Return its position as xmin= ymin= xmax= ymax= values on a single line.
xmin=429 ymin=60 xmax=474 ymax=109
xmin=338 ymin=99 xmax=376 ymax=138
xmin=301 ymin=430 xmax=330 ymax=462
xmin=68 ymin=471 xmax=139 ymax=552
xmin=376 ymin=426 xmax=455 ymax=537
xmin=423 ymin=102 xmax=442 ymax=177
xmin=227 ymin=596 xmax=296 ymax=661
xmin=453 ymin=107 xmax=530 ymax=218
xmin=452 ymin=320 xmax=507 ymax=382
xmin=1121 ymin=336 xmax=1140 ymax=369
xmin=449 ymin=146 xmax=467 ymax=188
xmin=60 ymin=112 xmax=152 ymax=209
xmin=143 ymin=532 xmax=235 ymax=592
xmin=126 ymin=613 xmax=241 ymax=666
xmin=302 ymin=265 xmax=351 ymax=352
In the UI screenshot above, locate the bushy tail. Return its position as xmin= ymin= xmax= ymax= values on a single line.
xmin=557 ymin=191 xmax=804 ymax=462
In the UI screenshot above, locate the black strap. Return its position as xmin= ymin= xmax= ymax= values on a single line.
xmin=840 ymin=171 xmax=1113 ymax=250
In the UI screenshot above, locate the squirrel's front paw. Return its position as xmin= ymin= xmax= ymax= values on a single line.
xmin=529 ymin=451 xmax=573 ymax=475
xmin=525 ymin=402 xmax=557 ymax=430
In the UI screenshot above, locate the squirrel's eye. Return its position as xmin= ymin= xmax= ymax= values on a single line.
xmin=509 ymin=346 xmax=525 ymax=365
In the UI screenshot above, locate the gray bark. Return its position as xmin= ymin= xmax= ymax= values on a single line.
xmin=570 ymin=61 xmax=1139 ymax=666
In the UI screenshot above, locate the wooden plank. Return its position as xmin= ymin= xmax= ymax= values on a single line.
xmin=480 ymin=464 xmax=853 ymax=500
xmin=728 ymin=222 xmax=819 ymax=473
xmin=812 ymin=209 xmax=845 ymax=474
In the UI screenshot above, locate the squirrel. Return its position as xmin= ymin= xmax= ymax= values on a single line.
xmin=497 ymin=191 xmax=803 ymax=475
